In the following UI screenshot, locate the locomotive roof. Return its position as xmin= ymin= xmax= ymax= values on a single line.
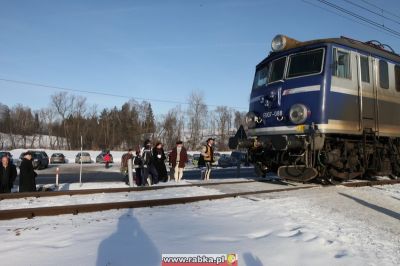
xmin=260 ymin=37 xmax=400 ymax=67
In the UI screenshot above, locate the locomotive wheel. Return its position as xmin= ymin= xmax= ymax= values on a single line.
xmin=277 ymin=165 xmax=318 ymax=182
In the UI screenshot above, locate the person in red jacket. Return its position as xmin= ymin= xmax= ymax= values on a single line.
xmin=169 ymin=141 xmax=188 ymax=182
xmin=104 ymin=152 xmax=111 ymax=169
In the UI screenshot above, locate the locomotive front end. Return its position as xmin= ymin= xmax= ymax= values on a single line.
xmin=239 ymin=35 xmax=327 ymax=181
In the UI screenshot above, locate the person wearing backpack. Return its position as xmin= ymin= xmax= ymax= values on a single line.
xmin=199 ymin=138 xmax=215 ymax=180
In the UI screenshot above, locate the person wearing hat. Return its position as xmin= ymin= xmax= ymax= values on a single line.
xmin=200 ymin=138 xmax=215 ymax=180
xmin=19 ymin=152 xmax=37 ymax=192
xmin=169 ymin=140 xmax=188 ymax=182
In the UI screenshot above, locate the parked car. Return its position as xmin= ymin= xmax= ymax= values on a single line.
xmin=217 ymin=154 xmax=240 ymax=168
xmin=192 ymin=154 xmax=200 ymax=166
xmin=75 ymin=152 xmax=92 ymax=164
xmin=213 ymin=152 xmax=221 ymax=165
xmin=50 ymin=153 xmax=66 ymax=164
xmin=230 ymin=151 xmax=248 ymax=164
xmin=19 ymin=151 xmax=49 ymax=169
xmin=187 ymin=154 xmax=193 ymax=163
xmin=96 ymin=152 xmax=113 ymax=163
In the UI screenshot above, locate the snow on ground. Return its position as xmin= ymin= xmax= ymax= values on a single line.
xmin=0 ymin=185 xmax=223 ymax=210
xmin=0 ymin=184 xmax=398 ymax=266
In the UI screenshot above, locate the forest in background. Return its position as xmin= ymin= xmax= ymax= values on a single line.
xmin=0 ymin=91 xmax=246 ymax=151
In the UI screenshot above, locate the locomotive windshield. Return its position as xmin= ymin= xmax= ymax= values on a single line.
xmin=287 ymin=48 xmax=324 ymax=78
xmin=252 ymin=48 xmax=325 ymax=90
xmin=269 ymin=57 xmax=286 ymax=82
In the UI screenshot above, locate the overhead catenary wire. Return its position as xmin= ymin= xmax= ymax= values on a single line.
xmin=341 ymin=0 xmax=400 ymax=26
xmin=315 ymin=0 xmax=400 ymax=39
xmin=359 ymin=0 xmax=400 ymax=21
xmin=302 ymin=0 xmax=400 ymax=40
xmin=0 ymin=78 xmax=247 ymax=111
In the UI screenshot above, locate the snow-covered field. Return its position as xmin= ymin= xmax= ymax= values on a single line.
xmin=0 ymin=183 xmax=398 ymax=266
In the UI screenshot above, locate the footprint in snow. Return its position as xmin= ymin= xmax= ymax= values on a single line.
xmin=277 ymin=229 xmax=303 ymax=238
xmin=301 ymin=233 xmax=319 ymax=242
xmin=334 ymin=250 xmax=348 ymax=258
xmin=245 ymin=230 xmax=272 ymax=239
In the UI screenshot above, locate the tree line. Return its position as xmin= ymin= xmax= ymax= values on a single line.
xmin=0 ymin=91 xmax=246 ymax=151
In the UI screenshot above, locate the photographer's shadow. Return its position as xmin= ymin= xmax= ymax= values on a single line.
xmin=96 ymin=209 xmax=160 ymax=266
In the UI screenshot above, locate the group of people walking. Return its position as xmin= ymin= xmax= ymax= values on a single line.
xmin=0 ymin=151 xmax=38 ymax=194
xmin=121 ymin=138 xmax=215 ymax=186
xmin=121 ymin=139 xmax=189 ymax=186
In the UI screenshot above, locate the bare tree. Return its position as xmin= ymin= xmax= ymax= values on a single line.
xmin=234 ymin=111 xmax=247 ymax=130
xmin=51 ymin=92 xmax=75 ymax=149
xmin=9 ymin=105 xmax=35 ymax=148
xmin=187 ymin=91 xmax=207 ymax=150
xmin=39 ymin=107 xmax=57 ymax=148
xmin=215 ymin=106 xmax=232 ymax=150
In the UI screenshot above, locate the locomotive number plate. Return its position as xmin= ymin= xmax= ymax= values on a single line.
xmin=262 ymin=110 xmax=283 ymax=118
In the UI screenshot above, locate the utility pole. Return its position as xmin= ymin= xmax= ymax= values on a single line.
xmin=79 ymin=135 xmax=83 ymax=185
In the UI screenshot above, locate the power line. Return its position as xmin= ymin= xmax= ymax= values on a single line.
xmin=0 ymin=78 xmax=248 ymax=110
xmin=316 ymin=0 xmax=400 ymax=38
xmin=302 ymin=0 xmax=400 ymax=40
xmin=359 ymin=0 xmax=400 ymax=21
xmin=341 ymin=0 xmax=400 ymax=26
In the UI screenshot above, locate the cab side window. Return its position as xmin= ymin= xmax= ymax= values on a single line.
xmin=395 ymin=65 xmax=400 ymax=92
xmin=333 ymin=48 xmax=351 ymax=79
xmin=360 ymin=56 xmax=370 ymax=83
xmin=379 ymin=60 xmax=389 ymax=89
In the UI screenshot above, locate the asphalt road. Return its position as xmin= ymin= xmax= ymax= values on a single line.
xmin=18 ymin=163 xmax=258 ymax=185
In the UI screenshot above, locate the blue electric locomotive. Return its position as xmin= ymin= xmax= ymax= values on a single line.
xmin=232 ymin=35 xmax=400 ymax=182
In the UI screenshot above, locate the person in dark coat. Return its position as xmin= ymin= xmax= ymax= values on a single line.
xmin=133 ymin=150 xmax=143 ymax=186
xmin=19 ymin=152 xmax=37 ymax=192
xmin=0 ymin=155 xmax=17 ymax=193
xmin=152 ymin=142 xmax=168 ymax=182
xmin=169 ymin=141 xmax=188 ymax=182
xmin=142 ymin=140 xmax=158 ymax=185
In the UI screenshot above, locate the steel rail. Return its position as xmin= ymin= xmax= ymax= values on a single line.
xmin=0 ymin=185 xmax=316 ymax=220
xmin=0 ymin=180 xmax=259 ymax=201
xmin=341 ymin=179 xmax=400 ymax=187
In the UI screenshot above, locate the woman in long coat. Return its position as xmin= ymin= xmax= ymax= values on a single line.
xmin=19 ymin=152 xmax=37 ymax=192
xmin=152 ymin=142 xmax=168 ymax=182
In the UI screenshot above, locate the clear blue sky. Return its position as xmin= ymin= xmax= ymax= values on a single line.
xmin=1 ymin=0 xmax=399 ymax=115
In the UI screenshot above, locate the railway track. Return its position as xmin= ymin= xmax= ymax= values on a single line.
xmin=0 ymin=178 xmax=398 ymax=221
xmin=0 ymin=179 xmax=259 ymax=200
xmin=0 ymin=185 xmax=315 ymax=221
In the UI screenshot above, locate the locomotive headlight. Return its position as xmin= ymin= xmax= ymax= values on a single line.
xmin=289 ymin=104 xmax=309 ymax=124
xmin=245 ymin=112 xmax=260 ymax=129
xmin=271 ymin=35 xmax=287 ymax=52
xmin=271 ymin=34 xmax=301 ymax=52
